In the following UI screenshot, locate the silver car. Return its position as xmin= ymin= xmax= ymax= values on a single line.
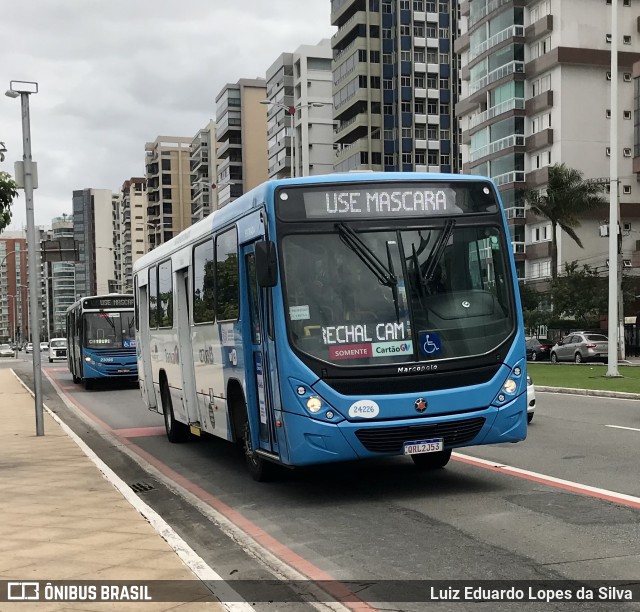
xmin=0 ymin=344 xmax=15 ymax=358
xmin=550 ymin=333 xmax=608 ymax=364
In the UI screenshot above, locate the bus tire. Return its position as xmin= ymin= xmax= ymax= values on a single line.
xmin=242 ymin=418 xmax=277 ymax=482
xmin=161 ymin=379 xmax=189 ymax=443
xmin=411 ymin=449 xmax=452 ymax=470
xmin=72 ymin=374 xmax=81 ymax=384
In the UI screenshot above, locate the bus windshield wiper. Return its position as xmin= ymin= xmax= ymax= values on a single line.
xmin=385 ymin=240 xmax=401 ymax=323
xmin=336 ymin=222 xmax=397 ymax=288
xmin=422 ymin=219 xmax=456 ymax=283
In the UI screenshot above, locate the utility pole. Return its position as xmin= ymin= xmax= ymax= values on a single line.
xmin=606 ymin=0 xmax=621 ymax=377
xmin=5 ymin=80 xmax=45 ymax=433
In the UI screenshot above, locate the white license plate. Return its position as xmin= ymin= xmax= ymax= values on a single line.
xmin=403 ymin=438 xmax=444 ymax=455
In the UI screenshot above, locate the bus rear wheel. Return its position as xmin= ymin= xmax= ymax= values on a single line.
xmin=411 ymin=449 xmax=452 ymax=470
xmin=161 ymin=381 xmax=189 ymax=443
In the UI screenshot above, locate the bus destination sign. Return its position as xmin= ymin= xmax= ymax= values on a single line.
xmin=276 ymin=182 xmax=498 ymax=221
xmin=83 ymin=296 xmax=134 ymax=310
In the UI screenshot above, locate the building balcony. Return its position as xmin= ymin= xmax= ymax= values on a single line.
xmin=469 ymin=97 xmax=525 ymax=130
xmin=469 ymin=61 xmax=525 ymax=95
xmin=525 ymin=14 xmax=553 ymax=42
xmin=469 ymin=134 xmax=525 ymax=163
xmin=332 ymin=10 xmax=367 ymax=49
xmin=526 ymin=128 xmax=554 ymax=152
xmin=526 ymin=165 xmax=550 ymax=188
xmin=526 ymin=241 xmax=552 ymax=260
xmin=469 ymin=25 xmax=525 ymax=62
xmin=334 ymin=113 xmax=380 ymax=145
xmin=218 ymin=138 xmax=242 ymax=159
xmin=468 ymin=0 xmax=515 ymax=29
xmin=505 ymin=206 xmax=526 ymax=221
xmin=525 ymin=90 xmax=554 ymax=115
xmin=493 ymin=171 xmax=526 ymax=187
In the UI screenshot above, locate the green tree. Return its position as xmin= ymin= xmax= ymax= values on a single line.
xmin=0 ymin=171 xmax=18 ymax=234
xmin=524 ymin=163 xmax=607 ymax=280
xmin=550 ymin=262 xmax=608 ymax=322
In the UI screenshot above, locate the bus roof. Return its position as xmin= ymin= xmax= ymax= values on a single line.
xmin=133 ymin=172 xmax=497 ymax=274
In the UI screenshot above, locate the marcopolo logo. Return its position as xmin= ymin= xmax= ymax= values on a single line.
xmin=372 ymin=341 xmax=413 ymax=357
xmin=348 ymin=399 xmax=380 ymax=419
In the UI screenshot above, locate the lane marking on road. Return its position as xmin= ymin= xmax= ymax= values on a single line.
xmin=605 ymin=424 xmax=640 ymax=433
xmin=453 ymin=452 xmax=640 ymax=509
xmin=42 ymin=367 xmax=375 ymax=612
xmin=113 ymin=426 xmax=167 ymax=438
xmin=27 ymin=368 xmax=255 ymax=612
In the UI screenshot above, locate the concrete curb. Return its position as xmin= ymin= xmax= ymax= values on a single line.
xmin=536 ymin=386 xmax=640 ymax=400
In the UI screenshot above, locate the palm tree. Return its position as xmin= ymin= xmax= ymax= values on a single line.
xmin=524 ymin=163 xmax=607 ymax=280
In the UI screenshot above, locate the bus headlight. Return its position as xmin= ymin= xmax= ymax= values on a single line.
xmin=84 ymin=356 xmax=95 ymax=365
xmin=502 ymin=379 xmax=518 ymax=395
xmin=306 ymin=396 xmax=322 ymax=413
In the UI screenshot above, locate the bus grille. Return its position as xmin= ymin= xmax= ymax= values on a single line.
xmin=354 ymin=417 xmax=486 ymax=453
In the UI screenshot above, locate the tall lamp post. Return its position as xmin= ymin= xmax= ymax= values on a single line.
xmin=5 ymin=79 xmax=44 ymax=435
xmin=607 ymin=1 xmax=622 ymax=377
xmin=260 ymin=100 xmax=329 ymax=178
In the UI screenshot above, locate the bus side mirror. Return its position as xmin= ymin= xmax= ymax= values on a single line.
xmin=255 ymin=240 xmax=278 ymax=287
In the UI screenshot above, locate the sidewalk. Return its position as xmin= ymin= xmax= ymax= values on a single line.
xmin=0 ymin=368 xmax=223 ymax=611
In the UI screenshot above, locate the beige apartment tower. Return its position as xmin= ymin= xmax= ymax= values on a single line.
xmin=215 ymin=79 xmax=268 ymax=208
xmin=144 ymin=136 xmax=192 ymax=249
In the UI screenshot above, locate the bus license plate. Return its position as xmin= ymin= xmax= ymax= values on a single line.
xmin=117 ymin=369 xmax=130 ymax=373
xmin=403 ymin=438 xmax=444 ymax=455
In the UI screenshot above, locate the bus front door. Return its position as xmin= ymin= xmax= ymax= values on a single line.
xmin=243 ymin=246 xmax=280 ymax=459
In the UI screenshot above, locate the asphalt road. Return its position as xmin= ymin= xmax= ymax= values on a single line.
xmin=5 ymin=356 xmax=640 ymax=611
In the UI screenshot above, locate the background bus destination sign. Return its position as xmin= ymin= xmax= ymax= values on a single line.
xmin=277 ymin=182 xmax=498 ymax=221
xmin=83 ymin=296 xmax=134 ymax=309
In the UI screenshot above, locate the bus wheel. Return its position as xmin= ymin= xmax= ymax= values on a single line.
xmin=242 ymin=419 xmax=276 ymax=482
xmin=72 ymin=375 xmax=81 ymax=384
xmin=161 ymin=381 xmax=189 ymax=443
xmin=411 ymin=449 xmax=452 ymax=470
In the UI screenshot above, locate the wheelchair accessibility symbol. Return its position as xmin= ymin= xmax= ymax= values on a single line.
xmin=419 ymin=331 xmax=442 ymax=356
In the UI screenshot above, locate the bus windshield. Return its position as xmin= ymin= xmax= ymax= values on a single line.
xmin=282 ymin=224 xmax=514 ymax=366
xmin=83 ymin=311 xmax=136 ymax=350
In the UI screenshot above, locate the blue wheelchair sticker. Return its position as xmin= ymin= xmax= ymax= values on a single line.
xmin=419 ymin=332 xmax=441 ymax=356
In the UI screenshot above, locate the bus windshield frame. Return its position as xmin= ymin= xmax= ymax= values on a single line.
xmin=276 ymin=180 xmax=516 ymax=373
xmin=82 ymin=310 xmax=136 ymax=351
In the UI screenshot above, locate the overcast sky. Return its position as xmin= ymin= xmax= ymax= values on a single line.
xmin=0 ymin=0 xmax=334 ymax=231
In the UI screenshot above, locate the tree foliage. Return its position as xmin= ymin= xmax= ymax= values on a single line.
xmin=550 ymin=262 xmax=608 ymax=322
xmin=524 ymin=164 xmax=607 ymax=279
xmin=0 ymin=171 xmax=18 ymax=234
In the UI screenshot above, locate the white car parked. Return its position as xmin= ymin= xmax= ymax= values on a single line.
xmin=0 ymin=344 xmax=15 ymax=358
xmin=48 ymin=338 xmax=67 ymax=363
xmin=527 ymin=375 xmax=535 ymax=423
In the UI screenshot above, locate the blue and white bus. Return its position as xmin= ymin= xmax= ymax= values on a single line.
xmin=66 ymin=294 xmax=138 ymax=389
xmin=133 ymin=173 xmax=527 ymax=480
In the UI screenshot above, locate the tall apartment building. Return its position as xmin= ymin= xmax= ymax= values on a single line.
xmin=45 ymin=215 xmax=76 ymax=338
xmin=265 ymin=40 xmax=334 ymax=179
xmin=457 ymin=0 xmax=640 ymax=283
xmin=112 ymin=193 xmax=122 ymax=292
xmin=331 ymin=0 xmax=460 ymax=173
xmin=116 ymin=178 xmax=147 ymax=292
xmin=144 ymin=136 xmax=192 ymax=249
xmin=191 ymin=121 xmax=218 ymax=222
xmin=72 ymin=188 xmax=116 ymax=297
xmin=0 ymin=233 xmax=28 ymax=343
xmin=215 ymin=79 xmax=268 ymax=208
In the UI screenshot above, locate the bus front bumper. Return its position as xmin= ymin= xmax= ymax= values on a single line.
xmin=281 ymin=393 xmax=527 ymax=467
xmin=83 ymin=360 xmax=138 ymax=380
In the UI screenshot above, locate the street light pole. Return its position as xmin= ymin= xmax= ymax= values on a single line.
xmin=607 ymin=2 xmax=621 ymax=377
xmin=6 ymin=80 xmax=44 ymax=434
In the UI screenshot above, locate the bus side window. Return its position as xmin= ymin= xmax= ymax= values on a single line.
xmin=193 ymin=240 xmax=215 ymax=324
xmin=134 ymin=276 xmax=139 ymax=331
xmin=149 ymin=265 xmax=158 ymax=328
xmin=158 ymin=260 xmax=173 ymax=328
xmin=216 ymin=228 xmax=239 ymax=321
